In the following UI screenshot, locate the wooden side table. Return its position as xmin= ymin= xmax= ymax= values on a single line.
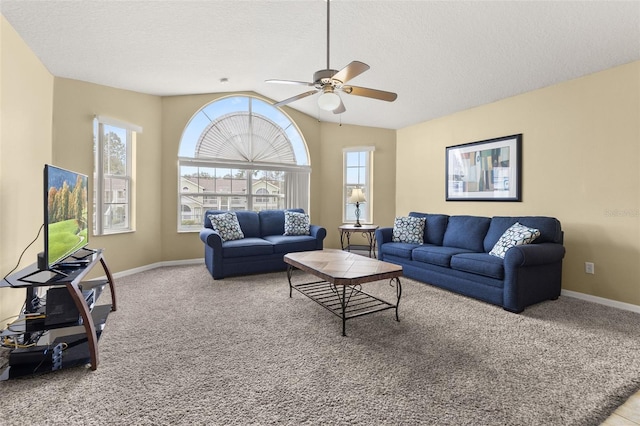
xmin=339 ymin=224 xmax=379 ymax=258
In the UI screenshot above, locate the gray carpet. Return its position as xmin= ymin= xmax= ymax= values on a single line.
xmin=2 ymin=264 xmax=640 ymax=425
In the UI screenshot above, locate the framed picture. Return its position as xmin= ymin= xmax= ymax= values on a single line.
xmin=446 ymin=134 xmax=522 ymax=201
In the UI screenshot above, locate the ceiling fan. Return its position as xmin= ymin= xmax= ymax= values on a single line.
xmin=266 ymin=0 xmax=397 ymax=114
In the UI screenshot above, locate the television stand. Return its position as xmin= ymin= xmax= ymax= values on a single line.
xmin=0 ymin=248 xmax=116 ymax=380
xmin=70 ymin=247 xmax=97 ymax=260
xmin=53 ymin=259 xmax=92 ymax=270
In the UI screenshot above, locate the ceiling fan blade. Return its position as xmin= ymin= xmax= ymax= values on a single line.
xmin=343 ymin=85 xmax=398 ymax=102
xmin=273 ymin=90 xmax=319 ymax=107
xmin=332 ymin=61 xmax=370 ymax=84
xmin=265 ymin=79 xmax=314 ymax=86
xmin=333 ymin=97 xmax=346 ymax=114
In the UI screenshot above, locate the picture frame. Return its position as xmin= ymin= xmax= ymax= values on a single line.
xmin=446 ymin=134 xmax=522 ymax=201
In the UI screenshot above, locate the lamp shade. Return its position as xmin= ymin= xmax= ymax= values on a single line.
xmin=318 ymin=91 xmax=341 ymax=111
xmin=349 ymin=188 xmax=366 ymax=204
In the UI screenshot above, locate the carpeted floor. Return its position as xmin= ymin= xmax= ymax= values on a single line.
xmin=1 ymin=264 xmax=640 ymax=425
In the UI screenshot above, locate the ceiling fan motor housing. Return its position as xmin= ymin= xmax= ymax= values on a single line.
xmin=314 ymin=69 xmax=341 ymax=88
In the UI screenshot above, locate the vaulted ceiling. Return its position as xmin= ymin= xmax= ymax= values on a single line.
xmin=2 ymin=1 xmax=639 ymax=130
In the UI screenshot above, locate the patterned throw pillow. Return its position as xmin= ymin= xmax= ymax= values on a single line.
xmin=489 ymin=222 xmax=541 ymax=258
xmin=392 ymin=216 xmax=426 ymax=244
xmin=208 ymin=212 xmax=245 ymax=242
xmin=284 ymin=211 xmax=310 ymax=236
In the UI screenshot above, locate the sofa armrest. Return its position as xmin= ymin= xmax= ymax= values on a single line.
xmin=504 ymin=243 xmax=566 ymax=268
xmin=503 ymin=242 xmax=565 ymax=312
xmin=199 ymin=228 xmax=223 ymax=249
xmin=200 ymin=228 xmax=225 ymax=279
xmin=375 ymin=227 xmax=393 ymax=244
xmin=375 ymin=228 xmax=393 ymax=259
xmin=310 ymin=224 xmax=327 ymax=249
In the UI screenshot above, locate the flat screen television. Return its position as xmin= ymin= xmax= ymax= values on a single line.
xmin=42 ymin=164 xmax=90 ymax=270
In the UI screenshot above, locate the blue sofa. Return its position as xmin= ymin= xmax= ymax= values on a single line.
xmin=200 ymin=209 xmax=326 ymax=279
xmin=375 ymin=213 xmax=565 ymax=313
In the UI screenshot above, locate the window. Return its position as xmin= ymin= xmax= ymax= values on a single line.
xmin=343 ymin=147 xmax=374 ymax=224
xmin=93 ymin=116 xmax=140 ymax=235
xmin=255 ymin=188 xmax=270 ymax=204
xmin=178 ymin=96 xmax=310 ymax=231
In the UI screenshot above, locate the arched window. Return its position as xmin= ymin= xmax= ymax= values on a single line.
xmin=178 ymin=96 xmax=310 ymax=231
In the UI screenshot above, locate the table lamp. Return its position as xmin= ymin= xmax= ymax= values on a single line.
xmin=349 ymin=188 xmax=366 ymax=227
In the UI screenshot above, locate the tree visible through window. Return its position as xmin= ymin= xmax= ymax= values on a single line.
xmin=93 ymin=117 xmax=138 ymax=235
xmin=178 ymin=96 xmax=310 ymax=231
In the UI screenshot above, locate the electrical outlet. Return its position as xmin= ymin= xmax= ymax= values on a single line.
xmin=585 ymin=262 xmax=595 ymax=274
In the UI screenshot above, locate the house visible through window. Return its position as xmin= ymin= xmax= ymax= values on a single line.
xmin=93 ymin=116 xmax=140 ymax=235
xmin=177 ymin=96 xmax=310 ymax=231
xmin=343 ymin=147 xmax=374 ymax=224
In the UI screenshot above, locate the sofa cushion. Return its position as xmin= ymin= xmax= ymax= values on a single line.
xmin=409 ymin=212 xmax=449 ymax=245
xmin=392 ymin=216 xmax=426 ymax=244
xmin=284 ymin=211 xmax=310 ymax=236
xmin=450 ymin=253 xmax=505 ymax=280
xmin=489 ymin=222 xmax=541 ymax=259
xmin=221 ymin=238 xmax=274 ymax=258
xmin=484 ymin=216 xmax=563 ymax=251
xmin=208 ymin=212 xmax=245 ymax=242
xmin=380 ymin=242 xmax=416 ymax=259
xmin=412 ymin=245 xmax=474 ymax=267
xmin=442 ymin=215 xmax=491 ymax=252
xmin=259 ymin=210 xmax=286 ymax=236
xmin=235 ymin=211 xmax=261 ymax=238
xmin=263 ymin=235 xmax=318 ymax=253
xmin=259 ymin=209 xmax=304 ymax=237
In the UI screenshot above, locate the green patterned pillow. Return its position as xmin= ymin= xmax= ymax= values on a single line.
xmin=284 ymin=211 xmax=310 ymax=236
xmin=208 ymin=212 xmax=245 ymax=242
xmin=392 ymin=216 xmax=426 ymax=244
xmin=489 ymin=222 xmax=540 ymax=258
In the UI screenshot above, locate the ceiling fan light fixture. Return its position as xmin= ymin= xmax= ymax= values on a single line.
xmin=318 ymin=90 xmax=341 ymax=111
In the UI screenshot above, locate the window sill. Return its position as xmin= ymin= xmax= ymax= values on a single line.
xmin=94 ymin=229 xmax=135 ymax=237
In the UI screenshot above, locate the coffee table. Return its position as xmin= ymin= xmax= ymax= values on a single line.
xmin=284 ymin=249 xmax=403 ymax=336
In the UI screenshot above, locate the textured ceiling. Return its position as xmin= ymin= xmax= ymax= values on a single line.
xmin=2 ymin=1 xmax=639 ymax=130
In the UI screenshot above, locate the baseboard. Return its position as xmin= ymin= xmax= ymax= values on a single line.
xmin=561 ymin=289 xmax=640 ymax=314
xmin=98 ymin=258 xmax=204 ymax=280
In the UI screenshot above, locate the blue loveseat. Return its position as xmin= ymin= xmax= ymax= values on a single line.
xmin=200 ymin=209 xmax=326 ymax=279
xmin=375 ymin=213 xmax=565 ymax=313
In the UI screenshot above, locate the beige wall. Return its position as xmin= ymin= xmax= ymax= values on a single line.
xmin=0 ymin=17 xmax=54 ymax=321
xmin=52 ymin=78 xmax=163 ymax=274
xmin=397 ymin=61 xmax=640 ymax=306
xmin=318 ymin=122 xmax=397 ymax=249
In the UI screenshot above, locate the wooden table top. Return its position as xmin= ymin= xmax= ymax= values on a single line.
xmin=284 ymin=249 xmax=402 ymax=286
